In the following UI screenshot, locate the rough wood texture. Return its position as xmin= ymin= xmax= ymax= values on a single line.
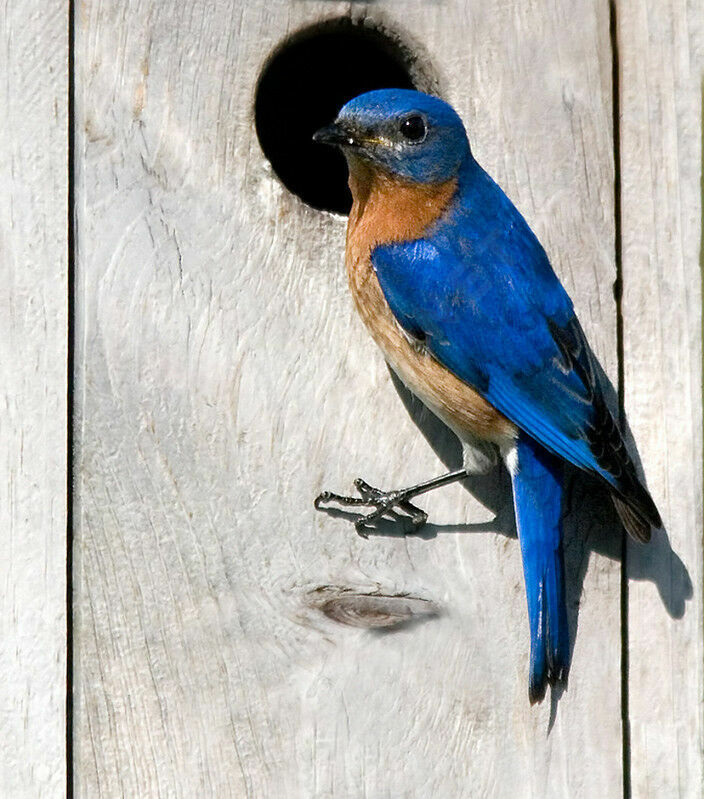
xmin=618 ymin=2 xmax=704 ymax=795
xmin=74 ymin=1 xmax=626 ymax=795
xmin=0 ymin=1 xmax=68 ymax=796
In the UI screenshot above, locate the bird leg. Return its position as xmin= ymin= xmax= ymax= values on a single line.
xmin=314 ymin=469 xmax=469 ymax=537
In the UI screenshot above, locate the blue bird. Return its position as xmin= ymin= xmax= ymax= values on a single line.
xmin=313 ymin=89 xmax=661 ymax=703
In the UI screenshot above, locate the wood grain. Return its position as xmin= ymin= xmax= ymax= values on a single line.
xmin=75 ymin=1 xmax=624 ymax=795
xmin=0 ymin=1 xmax=68 ymax=796
xmin=617 ymin=1 xmax=704 ymax=795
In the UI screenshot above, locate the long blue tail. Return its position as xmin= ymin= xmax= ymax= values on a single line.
xmin=510 ymin=434 xmax=570 ymax=704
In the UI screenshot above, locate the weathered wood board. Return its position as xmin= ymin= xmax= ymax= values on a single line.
xmin=74 ymin=1 xmax=627 ymax=795
xmin=0 ymin=1 xmax=68 ymax=796
xmin=618 ymin=1 xmax=704 ymax=796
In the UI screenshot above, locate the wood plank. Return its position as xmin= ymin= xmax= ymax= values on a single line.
xmin=617 ymin=1 xmax=704 ymax=795
xmin=0 ymin=1 xmax=68 ymax=796
xmin=75 ymin=0 xmax=623 ymax=794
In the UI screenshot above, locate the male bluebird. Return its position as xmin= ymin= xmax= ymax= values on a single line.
xmin=313 ymin=89 xmax=661 ymax=703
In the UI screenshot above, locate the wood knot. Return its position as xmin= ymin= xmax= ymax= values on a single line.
xmin=307 ymin=585 xmax=440 ymax=630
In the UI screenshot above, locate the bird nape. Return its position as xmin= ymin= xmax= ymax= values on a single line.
xmin=312 ymin=88 xmax=660 ymax=704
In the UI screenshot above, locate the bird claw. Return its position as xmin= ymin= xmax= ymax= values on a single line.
xmin=314 ymin=478 xmax=428 ymax=536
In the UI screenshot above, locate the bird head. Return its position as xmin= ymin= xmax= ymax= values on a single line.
xmin=313 ymin=89 xmax=470 ymax=184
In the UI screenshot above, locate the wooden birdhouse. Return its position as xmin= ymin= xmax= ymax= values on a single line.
xmin=4 ymin=1 xmax=702 ymax=795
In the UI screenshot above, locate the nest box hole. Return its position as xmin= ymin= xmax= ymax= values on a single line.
xmin=255 ymin=19 xmax=422 ymax=215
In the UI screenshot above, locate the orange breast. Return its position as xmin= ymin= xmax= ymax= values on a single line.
xmin=345 ymin=158 xmax=516 ymax=445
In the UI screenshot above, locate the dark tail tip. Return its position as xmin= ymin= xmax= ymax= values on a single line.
xmin=529 ymin=677 xmax=547 ymax=705
xmin=529 ymin=663 xmax=569 ymax=705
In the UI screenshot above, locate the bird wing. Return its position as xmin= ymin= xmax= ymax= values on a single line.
xmin=370 ymin=200 xmax=659 ymax=530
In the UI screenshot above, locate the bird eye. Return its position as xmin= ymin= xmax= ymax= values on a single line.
xmin=399 ymin=114 xmax=427 ymax=143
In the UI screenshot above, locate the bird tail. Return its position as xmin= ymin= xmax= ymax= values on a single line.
xmin=509 ymin=434 xmax=570 ymax=704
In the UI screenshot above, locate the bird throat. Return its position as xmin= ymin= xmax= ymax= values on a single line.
xmin=345 ymin=156 xmax=458 ymax=251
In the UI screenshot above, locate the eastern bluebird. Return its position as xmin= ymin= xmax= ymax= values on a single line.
xmin=313 ymin=89 xmax=661 ymax=703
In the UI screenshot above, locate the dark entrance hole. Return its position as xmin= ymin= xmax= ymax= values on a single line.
xmin=255 ymin=19 xmax=424 ymax=215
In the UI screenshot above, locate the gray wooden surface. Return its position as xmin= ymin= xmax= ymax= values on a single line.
xmin=619 ymin=1 xmax=704 ymax=795
xmin=1 ymin=0 xmax=701 ymax=796
xmin=73 ymin=1 xmax=622 ymax=796
xmin=0 ymin=1 xmax=68 ymax=796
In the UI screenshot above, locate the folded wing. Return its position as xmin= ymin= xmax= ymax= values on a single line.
xmin=371 ymin=197 xmax=661 ymax=540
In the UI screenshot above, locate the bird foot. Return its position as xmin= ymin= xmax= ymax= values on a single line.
xmin=314 ymin=478 xmax=428 ymax=537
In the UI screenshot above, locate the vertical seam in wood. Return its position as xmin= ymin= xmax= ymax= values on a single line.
xmin=700 ymin=77 xmax=704 ymax=782
xmin=67 ymin=0 xmax=75 ymax=795
xmin=609 ymin=2 xmax=631 ymax=798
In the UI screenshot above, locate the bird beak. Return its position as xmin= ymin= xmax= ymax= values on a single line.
xmin=312 ymin=122 xmax=358 ymax=148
